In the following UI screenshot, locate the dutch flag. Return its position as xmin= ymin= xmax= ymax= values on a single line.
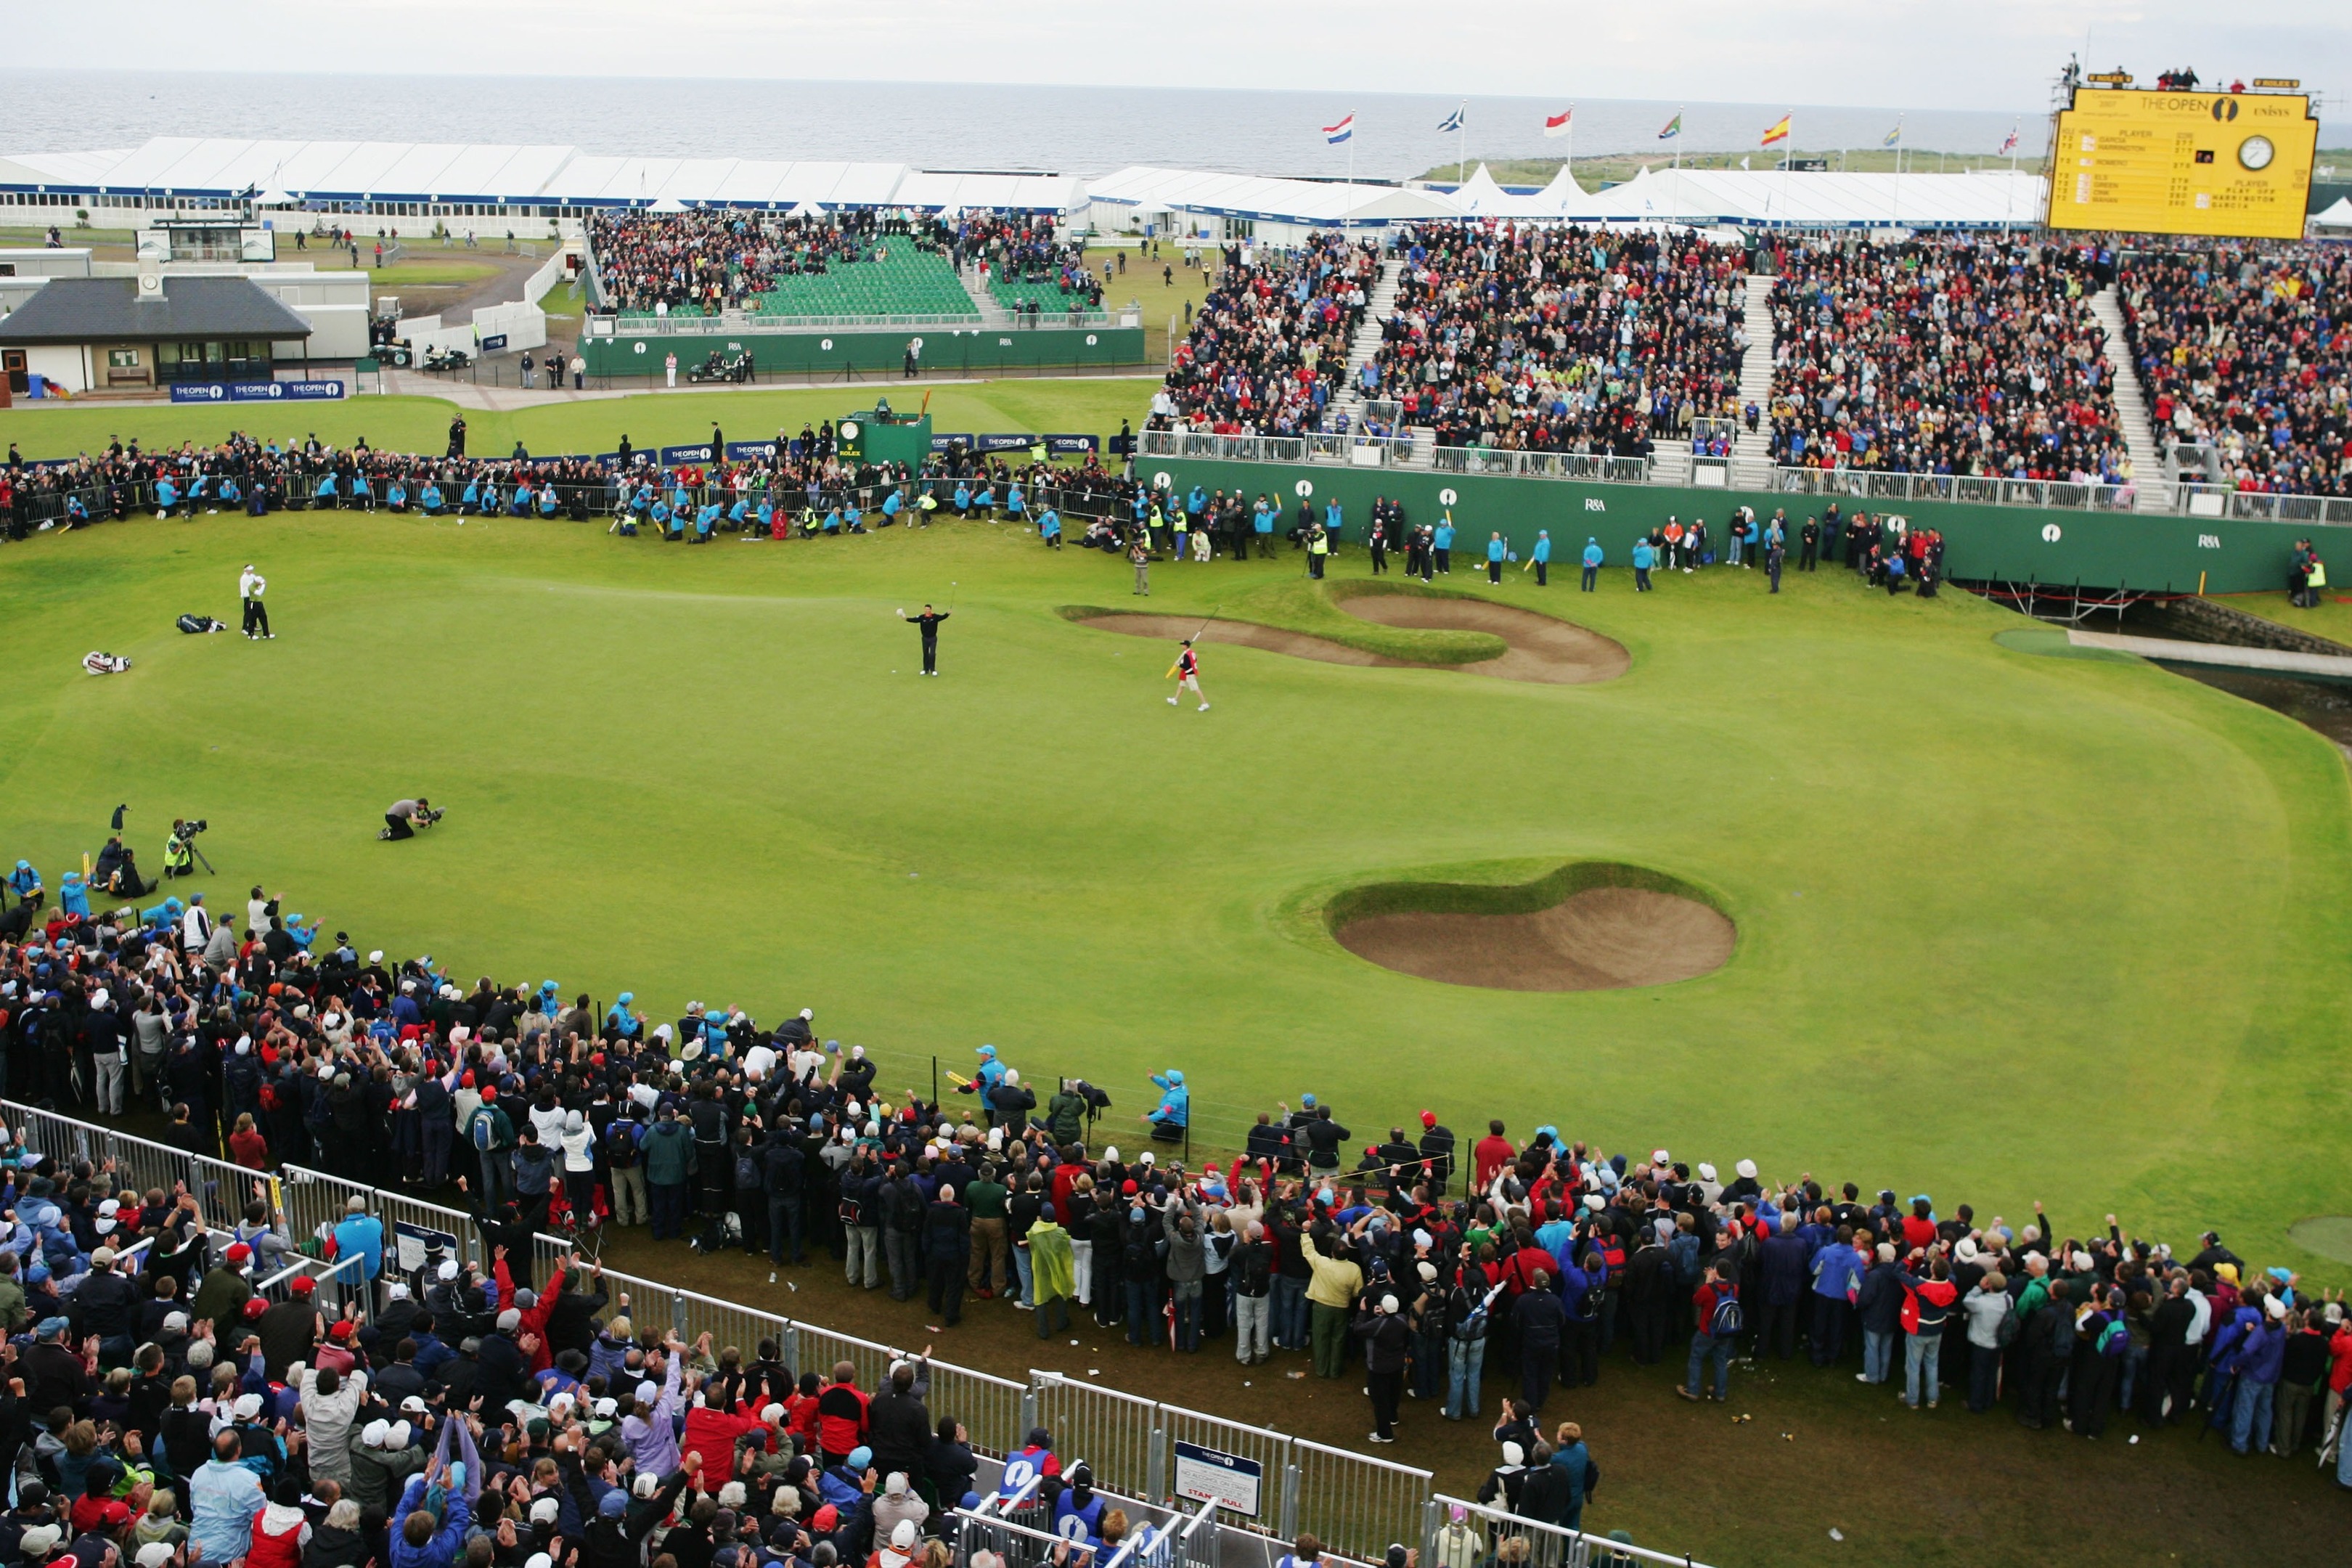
xmin=1323 ymin=114 xmax=1355 ymax=144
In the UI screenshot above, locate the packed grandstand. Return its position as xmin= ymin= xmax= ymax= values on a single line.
xmin=546 ymin=205 xmax=2352 ymax=501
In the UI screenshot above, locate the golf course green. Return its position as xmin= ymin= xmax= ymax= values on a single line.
xmin=3 ymin=389 xmax=2349 ymax=1288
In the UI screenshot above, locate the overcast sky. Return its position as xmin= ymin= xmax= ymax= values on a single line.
xmin=19 ymin=1 xmax=2346 ymax=112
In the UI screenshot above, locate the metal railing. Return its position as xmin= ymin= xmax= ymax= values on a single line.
xmin=1426 ymin=1495 xmax=1712 ymax=1568
xmin=2177 ymin=484 xmax=2352 ymax=525
xmin=594 ymin=309 xmax=986 ymax=335
xmin=1131 ymin=423 xmax=2352 ymax=525
xmin=1767 ymin=466 xmax=2150 ymax=514
xmin=0 ymin=1102 xmax=1693 ymax=1567
xmin=1430 ymin=446 xmax=1652 ymax=485
xmin=1031 ymin=1369 xmax=1163 ymax=1502
xmin=1288 ymin=1439 xmax=1431 ymax=1565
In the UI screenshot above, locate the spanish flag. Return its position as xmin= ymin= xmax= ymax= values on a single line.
xmin=1761 ymin=113 xmax=1792 ymax=147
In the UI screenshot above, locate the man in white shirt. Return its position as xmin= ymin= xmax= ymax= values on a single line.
xmin=238 ymin=564 xmax=272 ymax=639
xmin=180 ymin=894 xmax=213 ymax=955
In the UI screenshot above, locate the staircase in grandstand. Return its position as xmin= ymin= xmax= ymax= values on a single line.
xmin=1732 ymin=273 xmax=1778 ymax=489
xmin=2088 ymin=286 xmax=2172 ymax=511
xmin=957 ymin=261 xmax=1021 ymax=328
xmin=1326 ymin=258 xmax=1405 ymax=436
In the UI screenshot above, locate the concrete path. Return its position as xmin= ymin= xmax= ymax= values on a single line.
xmin=2067 ymin=629 xmax=2352 ymax=677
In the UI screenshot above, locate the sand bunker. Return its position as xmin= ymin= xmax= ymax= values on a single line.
xmin=1334 ymin=883 xmax=1734 ymax=991
xmin=1072 ymin=613 xmax=1421 ymax=669
xmin=1335 ymin=594 xmax=1629 ymax=685
xmin=1072 ymin=594 xmax=1626 ymax=685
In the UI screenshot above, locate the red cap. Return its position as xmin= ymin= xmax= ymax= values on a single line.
xmin=1420 ymin=1111 xmax=1437 ymax=1128
xmin=461 ymin=1071 xmax=475 ymax=1089
xmin=329 ymin=1320 xmax=355 ymax=1341
xmin=812 ymin=1506 xmax=839 ymax=1531
xmin=1121 ymin=1180 xmax=1139 ymax=1196
xmin=289 ymin=1276 xmax=316 ymax=1295
xmin=225 ymin=1243 xmax=252 ymax=1264
xmin=481 ymin=1085 xmax=495 ymax=1102
xmin=100 ymin=1501 xmax=131 ymax=1527
xmin=242 ymin=1298 xmax=269 ymax=1320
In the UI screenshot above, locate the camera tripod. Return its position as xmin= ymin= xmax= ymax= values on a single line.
xmin=176 ymin=834 xmax=216 ymax=877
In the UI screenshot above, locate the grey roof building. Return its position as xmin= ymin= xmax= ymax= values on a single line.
xmin=0 ymin=275 xmax=311 ymax=344
xmin=0 ymin=274 xmax=313 ymax=395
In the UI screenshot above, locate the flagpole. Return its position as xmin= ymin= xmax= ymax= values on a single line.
xmin=1675 ymin=106 xmax=1683 ymax=170
xmin=1892 ymin=115 xmax=1903 ymax=228
xmin=1781 ymin=113 xmax=1792 ymax=235
xmin=1458 ymin=105 xmax=1466 ymax=187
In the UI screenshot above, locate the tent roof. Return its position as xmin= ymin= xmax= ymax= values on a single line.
xmin=2311 ymin=195 xmax=2352 ymax=228
xmin=1579 ymin=167 xmax=2046 ymax=230
xmin=1086 ymin=164 xmax=1457 ymax=226
xmin=64 ymin=137 xmax=578 ymax=202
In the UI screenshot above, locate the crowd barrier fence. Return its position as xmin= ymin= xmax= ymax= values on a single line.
xmin=0 ymin=1099 xmax=1710 ymax=1568
xmin=1426 ymin=1494 xmax=1700 ymax=1568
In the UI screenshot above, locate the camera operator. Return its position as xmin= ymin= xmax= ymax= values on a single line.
xmin=380 ymin=796 xmax=436 ymax=841
xmin=162 ymin=820 xmax=201 ymax=881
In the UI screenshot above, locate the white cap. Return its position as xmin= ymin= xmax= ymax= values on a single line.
xmin=234 ymin=1392 xmax=264 ymax=1419
xmin=1735 ymin=1159 xmax=1758 ymax=1180
xmin=891 ymin=1522 xmax=920 ymax=1550
xmin=438 ymin=1259 xmax=460 ymax=1281
xmin=1380 ymin=1294 xmax=1399 ymax=1312
xmin=362 ymin=1419 xmax=391 ymax=1448
xmin=530 ymin=1498 xmax=560 ymax=1526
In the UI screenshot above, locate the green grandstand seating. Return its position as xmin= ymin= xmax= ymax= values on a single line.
xmin=617 ymin=247 xmax=981 ymax=324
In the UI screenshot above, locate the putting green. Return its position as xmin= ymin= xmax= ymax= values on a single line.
xmin=4 ymin=510 xmax=2349 ymax=1280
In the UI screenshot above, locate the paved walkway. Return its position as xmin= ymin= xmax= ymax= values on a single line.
xmin=2067 ymin=629 xmax=2352 ymax=677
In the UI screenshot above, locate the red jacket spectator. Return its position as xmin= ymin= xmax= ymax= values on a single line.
xmin=1472 ymin=1129 xmax=1516 ymax=1191
xmin=682 ymin=1394 xmax=768 ymax=1473
xmin=816 ymin=1371 xmax=870 ymax=1461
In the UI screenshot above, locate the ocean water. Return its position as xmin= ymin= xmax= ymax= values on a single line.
xmin=4 ymin=70 xmax=2051 ymax=181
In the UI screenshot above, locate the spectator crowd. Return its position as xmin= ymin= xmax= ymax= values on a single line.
xmin=1763 ymin=237 xmax=2128 ymax=483
xmin=2118 ymin=242 xmax=2352 ymax=498
xmin=1149 ymin=232 xmax=1377 ymax=436
xmin=1362 ymin=223 xmax=1749 ymax=458
xmin=1 ymin=864 xmax=2348 ymax=1568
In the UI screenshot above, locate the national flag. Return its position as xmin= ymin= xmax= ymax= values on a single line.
xmin=1999 ymin=125 xmax=2019 ymax=155
xmin=1657 ymin=113 xmax=1682 ymax=141
xmin=1323 ymin=114 xmax=1355 ymax=144
xmin=1437 ymin=105 xmax=1465 ymax=134
xmin=1544 ymin=108 xmax=1573 ymax=139
xmin=1882 ymin=122 xmax=1903 ymax=148
xmin=1761 ymin=113 xmax=1792 ymax=147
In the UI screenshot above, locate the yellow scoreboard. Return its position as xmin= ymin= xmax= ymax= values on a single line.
xmin=2046 ymin=86 xmax=2319 ymax=240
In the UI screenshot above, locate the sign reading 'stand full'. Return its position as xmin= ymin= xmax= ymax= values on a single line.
xmin=1172 ymin=1441 xmax=1262 ymax=1517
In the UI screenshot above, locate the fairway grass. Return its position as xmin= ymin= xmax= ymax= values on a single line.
xmin=4 ymin=512 xmax=2351 ymax=1290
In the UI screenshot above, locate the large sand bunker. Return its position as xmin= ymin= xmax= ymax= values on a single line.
xmin=1329 ymin=865 xmax=1734 ymax=991
xmin=1334 ymin=593 xmax=1629 ymax=684
xmin=1071 ymin=614 xmax=1418 ymax=669
xmin=1071 ymin=592 xmax=1627 ymax=684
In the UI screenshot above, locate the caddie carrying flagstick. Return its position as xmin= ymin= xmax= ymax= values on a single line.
xmin=1167 ymin=639 xmax=1209 ymax=712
